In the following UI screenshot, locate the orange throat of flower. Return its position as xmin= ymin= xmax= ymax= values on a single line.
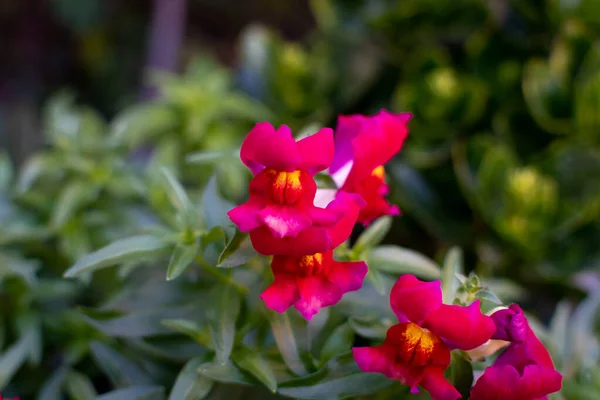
xmin=266 ymin=169 xmax=306 ymax=205
xmin=297 ymin=253 xmax=325 ymax=276
xmin=394 ymin=322 xmax=449 ymax=368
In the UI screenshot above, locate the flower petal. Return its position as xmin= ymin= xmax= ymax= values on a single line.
xmin=326 ymin=260 xmax=368 ymax=293
xmin=249 ymin=226 xmax=332 ymax=256
xmin=294 ymin=276 xmax=343 ymax=320
xmin=470 ymin=365 xmax=521 ymax=400
xmin=309 ymin=205 xmax=344 ymax=226
xmin=424 ymin=300 xmax=496 ymax=350
xmin=518 ymin=364 xmax=562 ymax=399
xmin=313 ymin=188 xmax=338 ymax=209
xmin=260 ymin=276 xmax=300 ymax=313
xmin=325 ymin=192 xmax=364 ymax=248
xmin=240 ymin=123 xmax=301 ymax=174
xmin=419 ymin=367 xmax=462 ymax=400
xmin=227 ymin=195 xmax=264 ymax=232
xmin=390 ymin=275 xmax=443 ymax=324
xmin=297 ymin=128 xmax=335 ymax=174
xmin=343 ymin=110 xmax=412 ymax=187
xmin=258 ymin=205 xmax=312 ymax=238
xmin=490 ymin=304 xmax=528 ymax=343
xmin=353 ymin=345 xmax=394 ymax=378
xmin=494 ymin=326 xmax=556 ymax=371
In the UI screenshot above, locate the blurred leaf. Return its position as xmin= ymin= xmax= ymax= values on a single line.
xmin=348 ymin=317 xmax=389 ymax=340
xmin=0 ymin=151 xmax=13 ymax=191
xmin=441 ymin=247 xmax=464 ymax=304
xmin=319 ymin=323 xmax=354 ymax=365
xmin=0 ymin=329 xmax=36 ymax=389
xmin=169 ymin=357 xmax=214 ymax=400
xmin=208 ymin=284 xmax=241 ymax=364
xmin=549 ymin=301 xmax=571 ymax=362
xmin=51 ymin=180 xmax=98 ymax=229
xmin=218 ymin=230 xmax=257 ymax=268
xmin=65 ymin=370 xmax=97 ymax=400
xmin=353 ymin=216 xmax=392 ymax=255
xmin=278 ymin=357 xmax=391 ymax=399
xmin=198 ymin=361 xmax=257 ymax=386
xmin=111 ymin=103 xmax=178 ymax=147
xmin=95 ymin=386 xmax=164 ymax=400
xmin=232 ymin=346 xmax=277 ymax=392
xmin=90 ymin=341 xmax=153 ymax=387
xmin=186 ymin=150 xmax=239 ymax=165
xmin=64 ymin=234 xmax=170 ymax=277
xmin=202 ymin=176 xmax=235 ymax=230
xmin=161 ymin=319 xmax=212 ymax=348
xmin=37 ymin=367 xmax=68 ymax=400
xmin=159 ymin=167 xmax=198 ymax=227
xmin=368 ymin=245 xmax=441 ymax=279
xmin=445 ymin=352 xmax=473 ymax=398
xmin=17 ymin=153 xmax=62 ymax=192
xmin=267 ymin=311 xmax=307 ymax=376
xmin=166 ymin=241 xmax=199 ymax=281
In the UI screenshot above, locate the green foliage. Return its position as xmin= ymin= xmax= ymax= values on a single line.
xmin=2 ymin=0 xmax=600 ymax=398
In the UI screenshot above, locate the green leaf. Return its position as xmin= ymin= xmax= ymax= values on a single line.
xmin=90 ymin=341 xmax=153 ymax=387
xmin=0 ymin=329 xmax=36 ymax=389
xmin=267 ymin=311 xmax=307 ymax=376
xmin=231 ymin=346 xmax=278 ymax=393
xmin=186 ymin=150 xmax=239 ymax=164
xmin=159 ymin=167 xmax=198 ymax=225
xmin=161 ymin=319 xmax=212 ymax=348
xmin=319 ymin=323 xmax=354 ymax=365
xmin=95 ymin=386 xmax=164 ymax=400
xmin=169 ymin=357 xmax=214 ymax=400
xmin=0 ymin=151 xmax=13 ymax=191
xmin=51 ymin=181 xmax=98 ymax=229
xmin=441 ymin=247 xmax=463 ymax=304
xmin=549 ymin=301 xmax=571 ymax=360
xmin=110 ymin=102 xmax=178 ymax=147
xmin=208 ymin=284 xmax=241 ymax=364
xmin=278 ymin=358 xmax=391 ymax=399
xmin=16 ymin=153 xmax=61 ymax=193
xmin=64 ymin=234 xmax=170 ymax=277
xmin=166 ymin=241 xmax=199 ymax=281
xmin=218 ymin=230 xmax=257 ymax=268
xmin=348 ymin=317 xmax=389 ymax=340
xmin=445 ymin=352 xmax=473 ymax=399
xmin=37 ymin=367 xmax=68 ymax=400
xmin=353 ymin=217 xmax=392 ymax=255
xmin=198 ymin=361 xmax=257 ymax=386
xmin=202 ymin=176 xmax=235 ymax=230
xmin=367 ymin=245 xmax=441 ymax=279
xmin=65 ymin=370 xmax=97 ymax=399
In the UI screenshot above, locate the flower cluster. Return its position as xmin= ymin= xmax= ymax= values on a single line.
xmin=227 ymin=110 xmax=411 ymax=319
xmin=353 ymin=278 xmax=563 ymax=399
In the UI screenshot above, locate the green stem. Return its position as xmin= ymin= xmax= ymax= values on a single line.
xmin=195 ymin=256 xmax=248 ymax=294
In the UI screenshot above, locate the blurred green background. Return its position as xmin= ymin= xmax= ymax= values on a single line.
xmin=1 ymin=0 xmax=600 ymax=398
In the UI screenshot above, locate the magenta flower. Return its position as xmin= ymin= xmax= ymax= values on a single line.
xmin=353 ymin=275 xmax=496 ymax=400
xmin=470 ymin=305 xmax=562 ymax=400
xmin=329 ymin=110 xmax=411 ymax=224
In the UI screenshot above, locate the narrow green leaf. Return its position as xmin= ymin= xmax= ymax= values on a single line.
xmin=0 ymin=330 xmax=35 ymax=389
xmin=549 ymin=301 xmax=571 ymax=360
xmin=90 ymin=341 xmax=152 ymax=388
xmin=166 ymin=241 xmax=199 ymax=280
xmin=368 ymin=245 xmax=440 ymax=279
xmin=445 ymin=352 xmax=473 ymax=399
xmin=353 ymin=216 xmax=392 ymax=255
xmin=37 ymin=367 xmax=68 ymax=400
xmin=267 ymin=311 xmax=307 ymax=376
xmin=95 ymin=386 xmax=164 ymax=400
xmin=170 ymin=357 xmax=214 ymax=400
xmin=232 ymin=347 xmax=278 ymax=392
xmin=202 ymin=176 xmax=235 ymax=230
xmin=218 ymin=230 xmax=257 ymax=268
xmin=208 ymin=285 xmax=241 ymax=364
xmin=51 ymin=181 xmax=98 ymax=229
xmin=348 ymin=317 xmax=389 ymax=340
xmin=441 ymin=247 xmax=463 ymax=304
xmin=198 ymin=361 xmax=257 ymax=386
xmin=186 ymin=150 xmax=238 ymax=164
xmin=0 ymin=151 xmax=13 ymax=190
xmin=159 ymin=167 xmax=196 ymax=218
xmin=319 ymin=323 xmax=354 ymax=365
xmin=64 ymin=235 xmax=170 ymax=277
xmin=65 ymin=370 xmax=97 ymax=400
xmin=110 ymin=102 xmax=178 ymax=147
